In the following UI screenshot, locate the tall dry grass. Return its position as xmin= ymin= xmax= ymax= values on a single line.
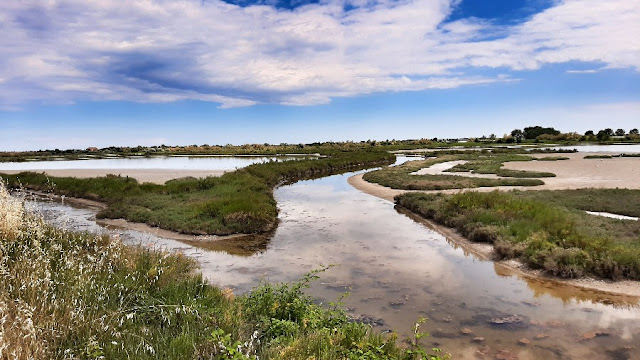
xmin=0 ymin=183 xmax=127 ymax=358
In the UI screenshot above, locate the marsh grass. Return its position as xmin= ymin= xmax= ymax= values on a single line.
xmin=584 ymin=154 xmax=640 ymax=159
xmin=533 ymin=156 xmax=569 ymax=161
xmin=0 ymin=184 xmax=447 ymax=359
xmin=1 ymin=150 xmax=394 ymax=235
xmin=584 ymin=155 xmax=614 ymax=159
xmin=363 ymin=154 xmax=546 ymax=191
xmin=396 ymin=190 xmax=640 ymax=280
xmin=445 ymin=153 xmax=556 ymax=178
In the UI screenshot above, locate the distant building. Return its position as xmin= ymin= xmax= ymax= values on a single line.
xmin=86 ymin=147 xmax=98 ymax=152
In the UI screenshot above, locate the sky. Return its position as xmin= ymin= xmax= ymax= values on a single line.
xmin=0 ymin=0 xmax=639 ymax=151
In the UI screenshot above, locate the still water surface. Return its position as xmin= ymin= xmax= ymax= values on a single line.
xmin=544 ymin=144 xmax=640 ymax=153
xmin=28 ymin=165 xmax=640 ymax=360
xmin=0 ymin=155 xmax=312 ymax=171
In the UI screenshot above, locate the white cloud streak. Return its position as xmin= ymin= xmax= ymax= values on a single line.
xmin=0 ymin=0 xmax=638 ymax=108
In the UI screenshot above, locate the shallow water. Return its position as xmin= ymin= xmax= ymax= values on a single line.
xmin=0 ymin=155 xmax=313 ymax=171
xmin=586 ymin=211 xmax=639 ymax=221
xmin=28 ymin=167 xmax=640 ymax=360
xmin=545 ymin=144 xmax=640 ymax=154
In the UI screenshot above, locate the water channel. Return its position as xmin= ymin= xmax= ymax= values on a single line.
xmin=19 ymin=157 xmax=640 ymax=360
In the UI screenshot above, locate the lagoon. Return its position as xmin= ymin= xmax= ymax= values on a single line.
xmin=0 ymin=155 xmax=314 ymax=171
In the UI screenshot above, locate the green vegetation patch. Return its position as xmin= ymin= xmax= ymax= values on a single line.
xmin=584 ymin=154 xmax=640 ymax=159
xmin=363 ymin=153 xmax=548 ymax=191
xmin=0 ymin=187 xmax=447 ymax=359
xmin=584 ymin=155 xmax=614 ymax=159
xmin=396 ymin=190 xmax=640 ymax=280
xmin=1 ymin=150 xmax=394 ymax=235
xmin=445 ymin=153 xmax=555 ymax=178
xmin=535 ymin=156 xmax=569 ymax=161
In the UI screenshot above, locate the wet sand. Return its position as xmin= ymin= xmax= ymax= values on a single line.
xmin=502 ymin=152 xmax=640 ymax=190
xmin=1 ymin=169 xmax=227 ymax=184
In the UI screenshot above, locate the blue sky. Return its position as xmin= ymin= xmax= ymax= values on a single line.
xmin=1 ymin=0 xmax=639 ymax=151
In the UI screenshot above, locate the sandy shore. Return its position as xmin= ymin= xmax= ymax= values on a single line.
xmin=503 ymin=152 xmax=640 ymax=190
xmin=348 ymin=152 xmax=640 ymax=298
xmin=1 ymin=169 xmax=227 ymax=184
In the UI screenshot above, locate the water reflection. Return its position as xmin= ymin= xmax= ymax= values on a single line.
xmin=0 ymin=155 xmax=314 ymax=171
xmin=543 ymin=144 xmax=640 ymax=154
xmin=27 ymin=170 xmax=640 ymax=359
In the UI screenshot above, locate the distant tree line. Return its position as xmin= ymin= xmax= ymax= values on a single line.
xmin=504 ymin=126 xmax=639 ymax=143
xmin=509 ymin=126 xmax=561 ymax=143
xmin=583 ymin=128 xmax=639 ymax=141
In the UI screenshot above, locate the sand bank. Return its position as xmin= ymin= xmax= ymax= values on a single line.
xmin=1 ymin=169 xmax=226 ymax=184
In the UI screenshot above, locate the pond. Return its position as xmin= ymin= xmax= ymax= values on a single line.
xmin=26 ymin=164 xmax=640 ymax=359
xmin=0 ymin=154 xmax=315 ymax=171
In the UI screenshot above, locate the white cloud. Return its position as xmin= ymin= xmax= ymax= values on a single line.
xmin=565 ymin=69 xmax=600 ymax=74
xmin=0 ymin=0 xmax=638 ymax=108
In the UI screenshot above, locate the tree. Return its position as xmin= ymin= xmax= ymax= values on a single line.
xmin=630 ymin=128 xmax=639 ymax=135
xmin=585 ymin=130 xmax=594 ymax=136
xmin=596 ymin=130 xmax=611 ymax=141
xmin=523 ymin=126 xmax=560 ymax=139
xmin=510 ymin=129 xmax=524 ymax=143
xmin=603 ymin=128 xmax=614 ymax=136
xmin=615 ymin=129 xmax=626 ymax=136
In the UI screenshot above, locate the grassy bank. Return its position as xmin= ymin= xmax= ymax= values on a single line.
xmin=363 ymin=153 xmax=547 ymax=191
xmin=1 ymin=150 xmax=394 ymax=235
xmin=396 ymin=190 xmax=640 ymax=280
xmin=0 ymin=185 xmax=447 ymax=359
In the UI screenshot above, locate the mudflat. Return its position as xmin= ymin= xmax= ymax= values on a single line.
xmin=502 ymin=152 xmax=640 ymax=190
